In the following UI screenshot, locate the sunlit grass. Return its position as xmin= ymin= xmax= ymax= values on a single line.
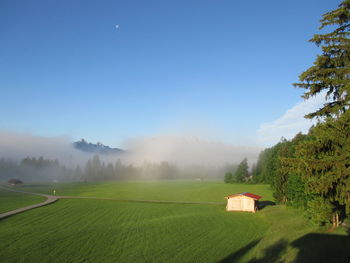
xmin=0 ymin=189 xmax=45 ymax=213
xmin=2 ymin=181 xmax=347 ymax=262
xmin=16 ymin=180 xmax=273 ymax=202
xmin=0 ymin=199 xmax=268 ymax=263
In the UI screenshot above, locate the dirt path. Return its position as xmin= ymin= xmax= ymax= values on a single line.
xmin=0 ymin=185 xmax=223 ymax=220
xmin=0 ymin=186 xmax=58 ymax=220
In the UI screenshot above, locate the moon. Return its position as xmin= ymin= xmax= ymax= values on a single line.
xmin=115 ymin=24 xmax=120 ymax=29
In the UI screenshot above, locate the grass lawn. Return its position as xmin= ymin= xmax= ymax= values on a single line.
xmin=0 ymin=199 xmax=268 ymax=263
xmin=247 ymin=206 xmax=350 ymax=262
xmin=0 ymin=189 xmax=46 ymax=214
xmin=15 ymin=180 xmax=273 ymax=202
xmin=1 ymin=181 xmax=349 ymax=262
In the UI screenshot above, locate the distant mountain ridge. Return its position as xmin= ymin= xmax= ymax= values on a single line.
xmin=73 ymin=139 xmax=124 ymax=155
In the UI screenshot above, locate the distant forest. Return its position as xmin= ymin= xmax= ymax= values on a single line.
xmin=0 ymin=155 xmax=238 ymax=182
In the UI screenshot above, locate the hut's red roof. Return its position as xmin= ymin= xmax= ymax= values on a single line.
xmin=224 ymin=192 xmax=262 ymax=200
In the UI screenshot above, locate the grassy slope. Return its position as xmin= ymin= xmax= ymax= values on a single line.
xmin=0 ymin=189 xmax=45 ymax=213
xmin=247 ymin=205 xmax=349 ymax=263
xmin=16 ymin=181 xmax=273 ymax=202
xmin=0 ymin=199 xmax=268 ymax=263
xmin=247 ymin=206 xmax=319 ymax=262
xmin=1 ymin=181 xmax=348 ymax=262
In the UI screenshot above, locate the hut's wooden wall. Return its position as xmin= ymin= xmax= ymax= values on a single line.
xmin=226 ymin=195 xmax=255 ymax=212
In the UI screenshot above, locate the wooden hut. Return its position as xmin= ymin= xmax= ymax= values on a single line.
xmin=224 ymin=192 xmax=262 ymax=213
xmin=8 ymin=178 xmax=23 ymax=186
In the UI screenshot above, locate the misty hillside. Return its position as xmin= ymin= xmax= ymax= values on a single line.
xmin=73 ymin=139 xmax=124 ymax=155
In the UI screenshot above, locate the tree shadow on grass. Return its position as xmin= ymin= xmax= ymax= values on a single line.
xmin=218 ymin=239 xmax=261 ymax=263
xmin=217 ymin=232 xmax=350 ymax=263
xmin=291 ymin=233 xmax=350 ymax=263
xmin=258 ymin=201 xmax=275 ymax=210
xmin=218 ymin=239 xmax=287 ymax=263
xmin=249 ymin=239 xmax=288 ymax=263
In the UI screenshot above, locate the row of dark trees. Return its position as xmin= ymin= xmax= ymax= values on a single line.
xmin=0 ymin=157 xmax=76 ymax=182
xmin=0 ymin=156 xmax=180 ymax=182
xmin=252 ymin=1 xmax=350 ymax=227
xmin=0 ymin=154 xmax=238 ymax=182
xmin=80 ymin=156 xmax=238 ymax=181
xmin=82 ymin=155 xmax=180 ymax=181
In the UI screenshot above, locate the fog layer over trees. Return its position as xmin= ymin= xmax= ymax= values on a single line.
xmin=0 ymin=132 xmax=259 ymax=182
xmin=0 ymin=155 xmax=240 ymax=182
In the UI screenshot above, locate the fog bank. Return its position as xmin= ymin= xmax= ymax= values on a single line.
xmin=0 ymin=131 xmax=261 ymax=181
xmin=0 ymin=131 xmax=90 ymax=165
xmin=121 ymin=135 xmax=261 ymax=167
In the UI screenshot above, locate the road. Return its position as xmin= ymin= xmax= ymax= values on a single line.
xmin=0 ymin=185 xmax=58 ymax=220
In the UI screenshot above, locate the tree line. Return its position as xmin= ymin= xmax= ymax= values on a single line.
xmin=0 ymin=157 xmax=74 ymax=182
xmin=0 ymin=155 xmax=237 ymax=182
xmin=0 ymin=156 xmax=179 ymax=182
xmin=82 ymin=156 xmax=180 ymax=181
xmin=250 ymin=1 xmax=350 ymax=228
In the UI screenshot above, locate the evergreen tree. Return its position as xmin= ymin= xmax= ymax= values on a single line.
xmin=74 ymin=165 xmax=83 ymax=180
xmin=106 ymin=163 xmax=115 ymax=180
xmin=114 ymin=159 xmax=124 ymax=180
xmin=284 ymin=1 xmax=350 ymax=226
xmin=253 ymin=134 xmax=310 ymax=204
xmin=307 ymin=197 xmax=335 ymax=225
xmin=263 ymin=144 xmax=281 ymax=186
xmin=234 ymin=158 xmax=249 ymax=182
xmin=286 ymin=174 xmax=308 ymax=209
xmin=252 ymin=148 xmax=273 ymax=184
xmin=293 ymin=0 xmax=350 ymax=119
xmin=273 ymin=140 xmax=293 ymax=203
xmin=284 ymin=112 xmax=350 ymax=226
xmin=85 ymin=159 xmax=94 ymax=181
xmin=224 ymin=172 xmax=233 ymax=183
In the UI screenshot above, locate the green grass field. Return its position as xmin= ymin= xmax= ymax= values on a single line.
xmin=0 ymin=199 xmax=268 ymax=263
xmin=0 ymin=189 xmax=45 ymax=213
xmin=0 ymin=181 xmax=349 ymax=263
xmin=15 ymin=181 xmax=273 ymax=202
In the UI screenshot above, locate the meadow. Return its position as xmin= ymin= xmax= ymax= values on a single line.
xmin=14 ymin=180 xmax=273 ymax=202
xmin=0 ymin=181 xmax=348 ymax=262
xmin=0 ymin=199 xmax=268 ymax=263
xmin=0 ymin=189 xmax=45 ymax=213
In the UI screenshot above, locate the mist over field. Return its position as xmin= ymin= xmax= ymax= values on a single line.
xmin=0 ymin=131 xmax=260 ymax=181
xmin=122 ymin=135 xmax=261 ymax=167
xmin=0 ymin=131 xmax=90 ymax=165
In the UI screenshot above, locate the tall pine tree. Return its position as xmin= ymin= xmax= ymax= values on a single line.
xmin=286 ymin=0 xmax=350 ymax=226
xmin=294 ymin=0 xmax=350 ymax=119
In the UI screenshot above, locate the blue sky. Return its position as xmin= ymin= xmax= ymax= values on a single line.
xmin=0 ymin=0 xmax=338 ymax=147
